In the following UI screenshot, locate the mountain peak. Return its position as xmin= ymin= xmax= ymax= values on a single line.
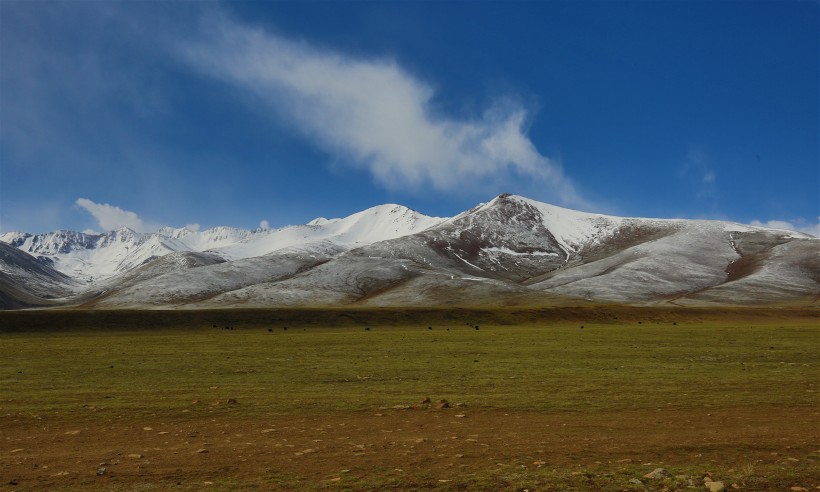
xmin=307 ymin=217 xmax=330 ymax=226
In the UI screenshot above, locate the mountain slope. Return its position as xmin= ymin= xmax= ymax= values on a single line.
xmin=0 ymin=205 xmax=445 ymax=283
xmin=2 ymin=194 xmax=817 ymax=309
xmin=0 ymin=242 xmax=78 ymax=308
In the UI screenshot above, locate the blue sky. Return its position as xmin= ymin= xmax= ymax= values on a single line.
xmin=1 ymin=0 xmax=818 ymax=235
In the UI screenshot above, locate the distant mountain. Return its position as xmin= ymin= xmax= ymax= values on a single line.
xmin=1 ymin=194 xmax=817 ymax=309
xmin=0 ymin=204 xmax=444 ymax=283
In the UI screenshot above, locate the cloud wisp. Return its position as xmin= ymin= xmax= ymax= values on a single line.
xmin=750 ymin=218 xmax=820 ymax=237
xmin=76 ymin=198 xmax=154 ymax=233
xmin=179 ymin=15 xmax=587 ymax=208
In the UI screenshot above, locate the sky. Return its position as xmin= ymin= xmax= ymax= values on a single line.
xmin=1 ymin=0 xmax=818 ymax=236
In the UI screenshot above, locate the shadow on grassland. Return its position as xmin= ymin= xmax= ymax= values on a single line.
xmin=0 ymin=305 xmax=817 ymax=332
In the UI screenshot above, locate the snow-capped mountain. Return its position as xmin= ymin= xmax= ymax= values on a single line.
xmin=0 ymin=204 xmax=445 ymax=283
xmin=1 ymin=194 xmax=817 ymax=309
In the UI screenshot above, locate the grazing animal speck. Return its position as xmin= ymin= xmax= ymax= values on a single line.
xmin=268 ymin=328 xmax=272 ymax=332
xmin=475 ymin=325 xmax=479 ymax=330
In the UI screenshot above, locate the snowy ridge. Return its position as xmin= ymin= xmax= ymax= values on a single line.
xmin=2 ymin=194 xmax=817 ymax=309
xmin=1 ymin=204 xmax=445 ymax=282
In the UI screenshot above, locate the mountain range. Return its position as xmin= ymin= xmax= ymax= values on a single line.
xmin=1 ymin=194 xmax=817 ymax=309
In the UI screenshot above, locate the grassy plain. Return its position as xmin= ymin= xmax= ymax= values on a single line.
xmin=1 ymin=307 xmax=818 ymax=490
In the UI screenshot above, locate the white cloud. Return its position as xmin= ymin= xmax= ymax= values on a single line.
xmin=259 ymin=219 xmax=270 ymax=230
xmin=179 ymin=15 xmax=588 ymax=208
xmin=750 ymin=218 xmax=820 ymax=237
xmin=185 ymin=223 xmax=201 ymax=232
xmin=76 ymin=198 xmax=152 ymax=232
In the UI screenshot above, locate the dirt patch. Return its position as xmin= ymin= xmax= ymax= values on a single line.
xmin=2 ymin=406 xmax=817 ymax=490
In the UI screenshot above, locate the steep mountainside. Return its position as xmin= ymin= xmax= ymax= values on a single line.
xmin=0 ymin=242 xmax=78 ymax=309
xmin=1 ymin=194 xmax=817 ymax=309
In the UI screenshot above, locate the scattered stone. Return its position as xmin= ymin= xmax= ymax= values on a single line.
xmin=455 ymin=402 xmax=467 ymax=407
xmin=226 ymin=398 xmax=238 ymax=405
xmin=96 ymin=466 xmax=106 ymax=476
xmin=790 ymin=487 xmax=809 ymax=492
xmin=142 ymin=427 xmax=153 ymax=431
xmin=157 ymin=431 xmax=169 ymax=435
xmin=196 ymin=449 xmax=209 ymax=454
xmin=454 ymin=414 xmax=466 ymax=418
xmin=127 ymin=454 xmax=143 ymax=459
xmin=392 ymin=405 xmax=411 ymax=410
xmin=420 ymin=396 xmax=431 ymax=404
xmin=629 ymin=478 xmax=644 ymax=486
xmin=706 ymin=481 xmax=725 ymax=492
xmin=261 ymin=429 xmax=276 ymax=434
xmin=532 ymin=460 xmax=546 ymax=465
xmin=643 ymin=467 xmax=672 ymax=479
xmin=10 ymin=448 xmax=24 ymax=454
xmin=437 ymin=400 xmax=451 ymax=409
xmin=455 ymin=453 xmax=464 ymax=458
xmin=65 ymin=430 xmax=81 ymax=435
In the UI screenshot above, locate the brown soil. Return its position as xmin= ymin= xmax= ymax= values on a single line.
xmin=3 ymin=406 xmax=817 ymax=490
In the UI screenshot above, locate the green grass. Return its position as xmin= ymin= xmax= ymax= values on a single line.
xmin=2 ymin=312 xmax=818 ymax=490
xmin=2 ymin=320 xmax=817 ymax=418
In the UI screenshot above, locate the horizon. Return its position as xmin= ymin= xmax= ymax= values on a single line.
xmin=2 ymin=1 xmax=818 ymax=236
xmin=2 ymin=192 xmax=817 ymax=238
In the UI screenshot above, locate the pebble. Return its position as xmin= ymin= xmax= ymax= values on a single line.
xmin=706 ymin=481 xmax=725 ymax=492
xmin=643 ymin=467 xmax=672 ymax=479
